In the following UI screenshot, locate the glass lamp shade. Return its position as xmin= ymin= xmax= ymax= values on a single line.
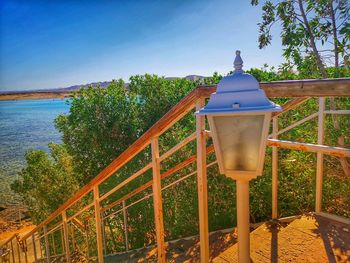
xmin=208 ymin=113 xmax=271 ymax=177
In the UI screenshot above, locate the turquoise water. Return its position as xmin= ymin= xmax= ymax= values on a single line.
xmin=0 ymin=99 xmax=70 ymax=177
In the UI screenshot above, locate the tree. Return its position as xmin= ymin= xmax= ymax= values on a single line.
xmin=11 ymin=144 xmax=79 ymax=223
xmin=252 ymin=0 xmax=350 ymax=177
xmin=55 ymin=79 xmax=139 ymax=183
xmin=55 ymin=76 xmax=199 ymax=183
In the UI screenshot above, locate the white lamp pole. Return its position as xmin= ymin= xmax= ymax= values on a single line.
xmin=197 ymin=51 xmax=281 ymax=262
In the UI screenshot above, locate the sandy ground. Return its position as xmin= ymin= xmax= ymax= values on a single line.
xmin=0 ymin=92 xmax=71 ymax=101
xmin=0 ymin=221 xmax=36 ymax=246
xmin=214 ymin=214 xmax=350 ymax=263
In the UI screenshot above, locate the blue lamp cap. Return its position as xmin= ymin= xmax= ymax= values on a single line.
xmin=197 ymin=50 xmax=281 ymax=115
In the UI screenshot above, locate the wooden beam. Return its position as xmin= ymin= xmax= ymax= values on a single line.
xmin=151 ymin=137 xmax=166 ymax=263
xmin=196 ymin=99 xmax=209 ymax=263
xmin=159 ymin=132 xmax=196 ymax=162
xmin=198 ymin=78 xmax=350 ymax=98
xmin=267 ymin=139 xmax=350 ymax=157
xmin=101 ymin=145 xmax=215 ymax=214
xmin=276 ymin=112 xmax=318 ymax=136
xmin=272 ymin=97 xmax=309 ymax=117
xmin=67 ymin=203 xmax=94 ymax=223
xmin=104 ymin=161 xmax=218 ymax=220
xmin=324 ymin=110 xmax=350 ymax=115
xmin=99 ymin=163 xmax=152 ymax=202
xmin=260 ymin=78 xmax=350 ymax=97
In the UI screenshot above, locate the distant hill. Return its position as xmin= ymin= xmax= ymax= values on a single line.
xmin=0 ymin=75 xmax=206 ymax=95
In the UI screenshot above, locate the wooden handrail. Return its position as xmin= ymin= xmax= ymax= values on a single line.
xmin=21 ymin=85 xmax=201 ymax=240
xmin=18 ymin=78 xmax=350 ymax=242
xmin=198 ymin=78 xmax=350 ymax=98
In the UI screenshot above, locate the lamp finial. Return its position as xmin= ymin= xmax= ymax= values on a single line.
xmin=234 ymin=50 xmax=243 ymax=73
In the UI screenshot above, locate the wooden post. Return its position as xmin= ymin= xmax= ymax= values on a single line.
xmin=19 ymin=209 xmax=22 ymax=226
xmin=316 ymin=98 xmax=325 ymax=212
xmin=196 ymin=99 xmax=209 ymax=263
xmin=39 ymin=237 xmax=43 ymax=260
xmin=17 ymin=240 xmax=21 ymax=263
xmin=93 ymin=185 xmax=104 ymax=263
xmin=51 ymin=234 xmax=56 ymax=256
xmin=71 ymin=225 xmax=76 ymax=251
xmin=151 ymin=137 xmax=166 ymax=263
xmin=10 ymin=239 xmax=15 ymax=263
xmin=85 ymin=221 xmax=90 ymax=260
xmin=43 ymin=226 xmax=50 ymax=263
xmin=236 ymin=180 xmax=250 ymax=263
xmin=102 ymin=218 xmax=107 ymax=254
xmin=62 ymin=211 xmax=71 ymax=262
xmin=122 ymin=200 xmax=129 ymax=251
xmin=60 ymin=228 xmax=65 ymax=255
xmin=272 ymin=116 xmax=278 ymax=219
xmin=32 ymin=234 xmax=38 ymax=263
xmin=24 ymin=240 xmax=28 ymax=263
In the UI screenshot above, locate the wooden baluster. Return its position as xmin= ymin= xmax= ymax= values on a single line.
xmin=51 ymin=234 xmax=56 ymax=257
xmin=24 ymin=240 xmax=28 ymax=263
xmin=122 ymin=200 xmax=129 ymax=252
xmin=70 ymin=225 xmax=76 ymax=252
xmin=32 ymin=234 xmax=38 ymax=263
xmin=151 ymin=137 xmax=166 ymax=263
xmin=43 ymin=226 xmax=50 ymax=263
xmin=102 ymin=218 xmax=107 ymax=255
xmin=16 ymin=241 xmax=21 ymax=263
xmin=93 ymin=185 xmax=104 ymax=263
xmin=316 ymin=97 xmax=325 ymax=212
xmin=62 ymin=211 xmax=71 ymax=262
xmin=85 ymin=221 xmax=90 ymax=260
xmin=196 ymin=99 xmax=209 ymax=262
xmin=60 ymin=228 xmax=65 ymax=256
xmin=10 ymin=239 xmax=15 ymax=263
xmin=39 ymin=237 xmax=43 ymax=260
xmin=272 ymin=116 xmax=278 ymax=219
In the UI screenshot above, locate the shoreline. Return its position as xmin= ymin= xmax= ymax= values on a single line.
xmin=0 ymin=92 xmax=72 ymax=101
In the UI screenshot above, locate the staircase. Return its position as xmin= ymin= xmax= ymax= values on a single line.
xmin=1 ymin=79 xmax=350 ymax=263
xmin=213 ymin=214 xmax=350 ymax=263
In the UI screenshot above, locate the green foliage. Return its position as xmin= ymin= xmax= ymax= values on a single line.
xmin=252 ymin=0 xmax=350 ymax=72
xmin=0 ymin=173 xmax=22 ymax=207
xmin=11 ymin=143 xmax=80 ymax=224
xmin=12 ymin=71 xmax=350 ymax=253
xmin=55 ymin=80 xmax=138 ymax=183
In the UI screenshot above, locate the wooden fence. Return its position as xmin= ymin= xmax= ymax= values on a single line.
xmin=1 ymin=78 xmax=349 ymax=263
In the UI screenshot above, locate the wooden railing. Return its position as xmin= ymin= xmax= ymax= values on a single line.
xmin=1 ymin=78 xmax=349 ymax=263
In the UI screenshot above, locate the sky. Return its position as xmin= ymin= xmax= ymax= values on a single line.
xmin=0 ymin=0 xmax=284 ymax=91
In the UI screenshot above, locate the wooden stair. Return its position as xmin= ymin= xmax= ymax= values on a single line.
xmin=213 ymin=214 xmax=350 ymax=263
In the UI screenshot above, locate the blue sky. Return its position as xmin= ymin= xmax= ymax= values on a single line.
xmin=0 ymin=0 xmax=284 ymax=91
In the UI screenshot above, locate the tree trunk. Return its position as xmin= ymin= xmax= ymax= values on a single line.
xmin=328 ymin=0 xmax=350 ymax=177
xmin=297 ymin=0 xmax=328 ymax=78
xmin=298 ymin=0 xmax=350 ymax=178
xmin=329 ymin=1 xmax=339 ymax=69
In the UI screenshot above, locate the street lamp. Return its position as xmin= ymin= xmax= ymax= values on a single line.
xmin=197 ymin=50 xmax=281 ymax=263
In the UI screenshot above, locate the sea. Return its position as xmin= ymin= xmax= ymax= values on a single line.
xmin=0 ymin=98 xmax=70 ymax=177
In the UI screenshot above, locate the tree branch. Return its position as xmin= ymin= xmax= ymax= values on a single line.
xmin=297 ymin=0 xmax=328 ymax=78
